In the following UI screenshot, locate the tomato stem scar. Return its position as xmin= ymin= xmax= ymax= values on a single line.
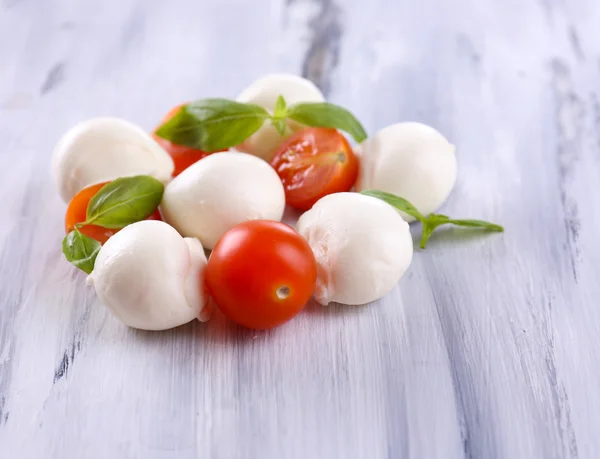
xmin=276 ymin=286 xmax=290 ymax=300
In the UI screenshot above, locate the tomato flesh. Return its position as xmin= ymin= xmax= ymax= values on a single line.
xmin=270 ymin=127 xmax=359 ymax=210
xmin=65 ymin=181 xmax=161 ymax=244
xmin=205 ymin=220 xmax=317 ymax=330
xmin=153 ymin=104 xmax=215 ymax=177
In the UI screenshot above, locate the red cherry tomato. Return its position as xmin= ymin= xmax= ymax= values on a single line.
xmin=270 ymin=127 xmax=359 ymax=210
xmin=65 ymin=182 xmax=161 ymax=244
xmin=152 ymin=104 xmax=214 ymax=177
xmin=205 ymin=220 xmax=317 ymax=330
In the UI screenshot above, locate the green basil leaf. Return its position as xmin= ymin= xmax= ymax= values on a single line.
xmin=155 ymin=99 xmax=270 ymax=151
xmin=273 ymin=95 xmax=287 ymax=118
xmin=62 ymin=230 xmax=101 ymax=274
xmin=446 ymin=219 xmax=504 ymax=232
xmin=271 ymin=95 xmax=288 ymax=135
xmin=287 ymin=102 xmax=368 ymax=142
xmin=360 ymin=190 xmax=426 ymax=222
xmin=419 ymin=216 xmax=504 ymax=248
xmin=154 ymin=106 xmax=203 ymax=149
xmin=85 ymin=176 xmax=164 ymax=229
xmin=272 ymin=118 xmax=287 ymax=136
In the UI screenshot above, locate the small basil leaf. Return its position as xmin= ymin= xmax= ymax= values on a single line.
xmin=156 ymin=99 xmax=270 ymax=151
xmin=419 ymin=216 xmax=504 ymax=248
xmin=273 ymin=95 xmax=287 ymax=118
xmin=446 ymin=219 xmax=504 ymax=232
xmin=271 ymin=95 xmax=288 ymax=135
xmin=287 ymin=102 xmax=368 ymax=142
xmin=272 ymin=118 xmax=287 ymax=136
xmin=85 ymin=176 xmax=164 ymax=229
xmin=62 ymin=230 xmax=101 ymax=274
xmin=360 ymin=190 xmax=426 ymax=222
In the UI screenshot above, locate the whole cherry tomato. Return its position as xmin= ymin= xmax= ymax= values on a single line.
xmin=65 ymin=182 xmax=161 ymax=244
xmin=270 ymin=127 xmax=359 ymax=210
xmin=205 ymin=220 xmax=317 ymax=330
xmin=152 ymin=104 xmax=214 ymax=177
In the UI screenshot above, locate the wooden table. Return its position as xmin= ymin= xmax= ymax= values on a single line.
xmin=1 ymin=0 xmax=599 ymax=457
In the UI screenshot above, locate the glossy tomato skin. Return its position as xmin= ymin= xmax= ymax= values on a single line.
xmin=65 ymin=181 xmax=161 ymax=244
xmin=205 ymin=220 xmax=317 ymax=330
xmin=270 ymin=127 xmax=359 ymax=211
xmin=153 ymin=104 xmax=215 ymax=177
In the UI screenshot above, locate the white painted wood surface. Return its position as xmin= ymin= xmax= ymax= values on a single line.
xmin=1 ymin=0 xmax=600 ymax=457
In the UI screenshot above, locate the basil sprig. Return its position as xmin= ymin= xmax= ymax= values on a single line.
xmin=271 ymin=95 xmax=288 ymax=136
xmin=62 ymin=175 xmax=164 ymax=274
xmin=154 ymin=95 xmax=367 ymax=151
xmin=361 ymin=190 xmax=504 ymax=249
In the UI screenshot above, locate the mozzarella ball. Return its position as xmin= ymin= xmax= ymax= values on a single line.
xmin=297 ymin=193 xmax=413 ymax=306
xmin=235 ymin=74 xmax=324 ymax=161
xmin=161 ymin=151 xmax=285 ymax=250
xmin=52 ymin=118 xmax=174 ymax=203
xmin=356 ymin=122 xmax=457 ymax=221
xmin=87 ymin=220 xmax=209 ymax=330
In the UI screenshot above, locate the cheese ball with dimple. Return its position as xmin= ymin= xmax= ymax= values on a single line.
xmin=235 ymin=74 xmax=324 ymax=161
xmin=161 ymin=151 xmax=285 ymax=250
xmin=52 ymin=118 xmax=174 ymax=203
xmin=356 ymin=122 xmax=457 ymax=221
xmin=86 ymin=220 xmax=210 ymax=330
xmin=297 ymin=193 xmax=413 ymax=306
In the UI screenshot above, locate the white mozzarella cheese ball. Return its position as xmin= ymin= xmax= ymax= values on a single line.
xmin=235 ymin=73 xmax=324 ymax=161
xmin=297 ymin=192 xmax=413 ymax=306
xmin=87 ymin=220 xmax=209 ymax=330
xmin=161 ymin=151 xmax=285 ymax=250
xmin=356 ymin=122 xmax=457 ymax=221
xmin=52 ymin=118 xmax=174 ymax=203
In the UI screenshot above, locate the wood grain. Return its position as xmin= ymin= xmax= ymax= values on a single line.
xmin=1 ymin=0 xmax=600 ymax=457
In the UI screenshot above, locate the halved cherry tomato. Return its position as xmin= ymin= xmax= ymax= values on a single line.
xmin=152 ymin=104 xmax=214 ymax=177
xmin=270 ymin=127 xmax=359 ymax=210
xmin=205 ymin=220 xmax=317 ymax=330
xmin=65 ymin=182 xmax=161 ymax=244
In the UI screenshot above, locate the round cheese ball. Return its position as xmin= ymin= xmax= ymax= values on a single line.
xmin=235 ymin=74 xmax=324 ymax=161
xmin=87 ymin=220 xmax=210 ymax=330
xmin=356 ymin=122 xmax=457 ymax=221
xmin=161 ymin=151 xmax=285 ymax=250
xmin=297 ymin=192 xmax=413 ymax=306
xmin=52 ymin=118 xmax=174 ymax=203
